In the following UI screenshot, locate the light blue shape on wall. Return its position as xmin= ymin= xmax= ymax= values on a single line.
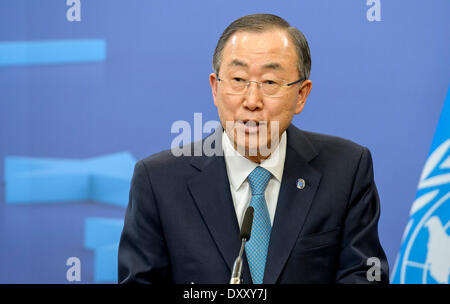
xmin=4 ymin=152 xmax=136 ymax=207
xmin=84 ymin=217 xmax=124 ymax=283
xmin=0 ymin=39 xmax=106 ymax=66
xmin=84 ymin=217 xmax=124 ymax=250
xmin=94 ymin=244 xmax=119 ymax=283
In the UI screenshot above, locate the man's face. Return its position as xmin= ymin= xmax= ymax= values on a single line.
xmin=210 ymin=28 xmax=312 ymax=162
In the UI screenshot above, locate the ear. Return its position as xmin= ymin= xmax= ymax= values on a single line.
xmin=209 ymin=73 xmax=219 ymax=107
xmin=294 ymin=80 xmax=312 ymax=114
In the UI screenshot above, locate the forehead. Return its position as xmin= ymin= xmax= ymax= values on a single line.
xmin=220 ymin=29 xmax=298 ymax=73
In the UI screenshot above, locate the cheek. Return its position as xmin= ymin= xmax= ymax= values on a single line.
xmin=267 ymin=100 xmax=296 ymax=121
xmin=266 ymin=100 xmax=297 ymax=130
xmin=216 ymin=94 xmax=241 ymax=117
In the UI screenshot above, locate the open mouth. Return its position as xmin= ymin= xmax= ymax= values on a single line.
xmin=236 ymin=120 xmax=265 ymax=134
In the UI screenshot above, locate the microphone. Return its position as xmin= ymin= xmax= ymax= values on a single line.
xmin=230 ymin=206 xmax=254 ymax=284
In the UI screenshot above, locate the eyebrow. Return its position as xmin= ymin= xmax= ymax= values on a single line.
xmin=227 ymin=59 xmax=284 ymax=71
xmin=262 ymin=62 xmax=284 ymax=71
xmin=228 ymin=59 xmax=248 ymax=68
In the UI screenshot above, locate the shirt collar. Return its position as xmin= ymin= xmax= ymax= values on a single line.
xmin=222 ymin=130 xmax=287 ymax=191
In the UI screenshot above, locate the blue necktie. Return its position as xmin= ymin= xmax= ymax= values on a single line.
xmin=245 ymin=166 xmax=272 ymax=284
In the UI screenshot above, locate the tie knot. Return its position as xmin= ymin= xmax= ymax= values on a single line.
xmin=247 ymin=166 xmax=272 ymax=195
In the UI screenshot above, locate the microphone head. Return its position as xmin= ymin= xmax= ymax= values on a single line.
xmin=240 ymin=206 xmax=254 ymax=241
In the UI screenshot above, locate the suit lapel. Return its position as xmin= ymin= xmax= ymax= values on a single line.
xmin=263 ymin=125 xmax=322 ymax=283
xmin=186 ymin=128 xmax=252 ymax=283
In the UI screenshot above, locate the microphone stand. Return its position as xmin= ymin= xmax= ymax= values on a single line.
xmin=230 ymin=206 xmax=253 ymax=284
xmin=230 ymin=238 xmax=247 ymax=284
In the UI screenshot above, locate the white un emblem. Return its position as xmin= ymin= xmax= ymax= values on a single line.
xmin=393 ymin=139 xmax=450 ymax=284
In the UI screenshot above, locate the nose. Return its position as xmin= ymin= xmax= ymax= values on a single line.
xmin=243 ymin=82 xmax=263 ymax=111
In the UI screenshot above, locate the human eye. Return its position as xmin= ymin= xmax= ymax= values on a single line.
xmin=263 ymin=79 xmax=280 ymax=86
xmin=232 ymin=77 xmax=246 ymax=83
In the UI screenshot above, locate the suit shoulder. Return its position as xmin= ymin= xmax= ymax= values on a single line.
xmin=297 ymin=130 xmax=376 ymax=193
xmin=137 ymin=138 xmax=206 ymax=174
xmin=300 ymin=129 xmax=368 ymax=160
xmin=139 ymin=148 xmax=191 ymax=170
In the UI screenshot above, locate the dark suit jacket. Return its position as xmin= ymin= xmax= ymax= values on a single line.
xmin=118 ymin=124 xmax=389 ymax=284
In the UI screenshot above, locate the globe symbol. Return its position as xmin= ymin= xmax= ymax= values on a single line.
xmin=395 ymin=138 xmax=450 ymax=284
xmin=400 ymin=192 xmax=450 ymax=284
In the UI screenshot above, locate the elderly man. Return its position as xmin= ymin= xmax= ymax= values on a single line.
xmin=118 ymin=13 xmax=389 ymax=284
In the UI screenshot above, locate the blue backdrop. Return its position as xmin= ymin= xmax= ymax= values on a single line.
xmin=0 ymin=0 xmax=449 ymax=283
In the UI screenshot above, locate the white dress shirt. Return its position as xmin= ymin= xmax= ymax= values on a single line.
xmin=222 ymin=131 xmax=287 ymax=229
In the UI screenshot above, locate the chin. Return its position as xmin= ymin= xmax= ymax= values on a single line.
xmin=235 ymin=135 xmax=273 ymax=158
